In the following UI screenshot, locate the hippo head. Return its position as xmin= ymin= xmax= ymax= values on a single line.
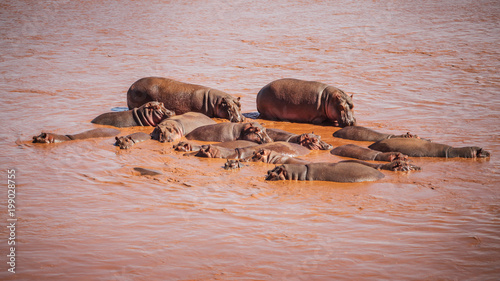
xmin=381 ymin=160 xmax=421 ymax=172
xmin=150 ymin=123 xmax=182 ymax=143
xmin=195 ymin=144 xmax=222 ymax=158
xmin=140 ymin=101 xmax=175 ymax=126
xmin=266 ymin=165 xmax=287 ymax=181
xmin=173 ymin=141 xmax=194 ymax=152
xmin=219 ymin=97 xmax=245 ymax=123
xmin=32 ymin=133 xmax=55 ymax=143
xmin=224 ymin=159 xmax=244 ymax=170
xmin=250 ymin=149 xmax=272 ymax=163
xmin=297 ymin=133 xmax=333 ymax=150
xmin=241 ymin=123 xmax=273 ymax=144
xmin=329 ymin=90 xmax=356 ymax=127
xmin=114 ymin=136 xmax=134 ymax=149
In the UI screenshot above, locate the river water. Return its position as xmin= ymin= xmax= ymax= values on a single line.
xmin=1 ymin=0 xmax=499 ymax=280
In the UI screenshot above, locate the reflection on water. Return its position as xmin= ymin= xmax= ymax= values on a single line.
xmin=1 ymin=0 xmax=499 ymax=280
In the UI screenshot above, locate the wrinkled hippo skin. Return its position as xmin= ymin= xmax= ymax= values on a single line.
xmin=173 ymin=140 xmax=258 ymax=152
xmin=151 ymin=112 xmax=216 ymax=143
xmin=92 ymin=101 xmax=174 ymax=127
xmin=32 ymin=128 xmax=120 ymax=143
xmin=196 ymin=142 xmax=310 ymax=159
xmin=257 ymin=78 xmax=355 ymax=127
xmin=266 ymin=162 xmax=384 ymax=182
xmin=369 ymin=138 xmax=491 ymax=158
xmin=330 ymin=144 xmax=408 ymax=161
xmin=333 ymin=126 xmax=419 ymax=142
xmin=186 ymin=122 xmax=273 ymax=144
xmin=114 ymin=132 xmax=151 ymax=149
xmin=266 ymin=128 xmax=332 ymax=150
xmin=127 ymin=77 xmax=245 ymax=122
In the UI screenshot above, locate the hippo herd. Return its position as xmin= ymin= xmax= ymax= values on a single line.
xmin=32 ymin=77 xmax=490 ymax=183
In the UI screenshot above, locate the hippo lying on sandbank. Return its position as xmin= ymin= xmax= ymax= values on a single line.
xmin=127 ymin=77 xmax=245 ymax=122
xmin=185 ymin=122 xmax=273 ymax=144
xmin=266 ymin=128 xmax=332 ymax=150
xmin=196 ymin=142 xmax=310 ymax=159
xmin=333 ymin=126 xmax=419 ymax=142
xmin=369 ymin=138 xmax=491 ymax=158
xmin=257 ymin=78 xmax=356 ymax=127
xmin=151 ymin=112 xmax=216 ymax=143
xmin=91 ymin=101 xmax=174 ymax=127
xmin=32 ymin=128 xmax=120 ymax=143
xmin=330 ymin=144 xmax=408 ymax=162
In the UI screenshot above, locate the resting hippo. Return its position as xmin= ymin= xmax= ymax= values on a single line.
xmin=330 ymin=144 xmax=408 ymax=161
xmin=91 ymin=101 xmax=174 ymax=127
xmin=250 ymin=149 xmax=310 ymax=165
xmin=333 ymin=126 xmax=419 ymax=142
xmin=185 ymin=122 xmax=273 ymax=144
xmin=151 ymin=112 xmax=216 ymax=143
xmin=196 ymin=142 xmax=310 ymax=159
xmin=127 ymin=77 xmax=245 ymax=122
xmin=265 ymin=162 xmax=384 ymax=182
xmin=369 ymin=138 xmax=491 ymax=158
xmin=256 ymin=78 xmax=355 ymax=127
xmin=114 ymin=132 xmax=151 ymax=149
xmin=266 ymin=128 xmax=332 ymax=150
xmin=173 ymin=140 xmax=258 ymax=152
xmin=32 ymin=128 xmax=120 ymax=143
xmin=340 ymin=159 xmax=421 ymax=171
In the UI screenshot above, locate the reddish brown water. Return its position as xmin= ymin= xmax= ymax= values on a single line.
xmin=1 ymin=0 xmax=499 ymax=280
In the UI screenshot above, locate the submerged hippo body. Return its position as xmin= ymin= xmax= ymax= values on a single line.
xmin=114 ymin=132 xmax=151 ymax=149
xmin=196 ymin=142 xmax=310 ymax=159
xmin=369 ymin=138 xmax=491 ymax=158
xmin=127 ymin=77 xmax=245 ymax=122
xmin=91 ymin=101 xmax=174 ymax=127
xmin=185 ymin=122 xmax=272 ymax=144
xmin=32 ymin=128 xmax=120 ymax=143
xmin=333 ymin=126 xmax=418 ymax=142
xmin=151 ymin=112 xmax=216 ymax=143
xmin=266 ymin=128 xmax=332 ymax=150
xmin=330 ymin=144 xmax=407 ymax=162
xmin=266 ymin=162 xmax=384 ymax=183
xmin=173 ymin=140 xmax=258 ymax=152
xmin=257 ymin=78 xmax=355 ymax=127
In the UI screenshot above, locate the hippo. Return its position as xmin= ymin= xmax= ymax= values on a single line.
xmin=330 ymin=144 xmax=408 ymax=161
xmin=114 ymin=132 xmax=151 ymax=149
xmin=196 ymin=142 xmax=310 ymax=159
xmin=32 ymin=128 xmax=120 ymax=143
xmin=265 ymin=162 xmax=384 ymax=182
xmin=91 ymin=101 xmax=174 ymax=127
xmin=127 ymin=77 xmax=245 ymax=122
xmin=224 ymin=159 xmax=245 ymax=170
xmin=333 ymin=126 xmax=419 ymax=142
xmin=173 ymin=140 xmax=258 ymax=152
xmin=266 ymin=128 xmax=332 ymax=150
xmin=151 ymin=112 xmax=216 ymax=143
xmin=256 ymin=78 xmax=355 ymax=127
xmin=185 ymin=122 xmax=273 ymax=144
xmin=368 ymin=138 xmax=491 ymax=158
xmin=340 ymin=159 xmax=421 ymax=171
xmin=250 ymin=149 xmax=310 ymax=165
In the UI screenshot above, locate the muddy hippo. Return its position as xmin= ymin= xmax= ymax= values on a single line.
xmin=333 ymin=126 xmax=419 ymax=142
xmin=265 ymin=162 xmax=384 ymax=182
xmin=173 ymin=140 xmax=258 ymax=152
xmin=127 ymin=77 xmax=245 ymax=122
xmin=256 ymin=78 xmax=355 ymax=127
xmin=330 ymin=144 xmax=408 ymax=161
xmin=32 ymin=128 xmax=120 ymax=143
xmin=196 ymin=142 xmax=310 ymax=159
xmin=91 ymin=101 xmax=174 ymax=127
xmin=266 ymin=128 xmax=332 ymax=150
xmin=250 ymin=149 xmax=310 ymax=165
xmin=369 ymin=138 xmax=491 ymax=158
xmin=340 ymin=159 xmax=421 ymax=171
xmin=185 ymin=122 xmax=273 ymax=144
xmin=151 ymin=112 xmax=216 ymax=143
xmin=114 ymin=132 xmax=151 ymax=149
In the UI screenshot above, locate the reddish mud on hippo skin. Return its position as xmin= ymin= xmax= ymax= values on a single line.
xmin=256 ymin=78 xmax=356 ymax=127
xmin=196 ymin=142 xmax=310 ymax=159
xmin=185 ymin=122 xmax=273 ymax=144
xmin=92 ymin=101 xmax=174 ymax=128
xmin=32 ymin=128 xmax=120 ymax=143
xmin=151 ymin=112 xmax=216 ymax=143
xmin=369 ymin=138 xmax=491 ymax=158
xmin=126 ymin=77 xmax=245 ymax=122
xmin=333 ymin=126 xmax=420 ymax=142
xmin=330 ymin=144 xmax=408 ymax=162
xmin=265 ymin=162 xmax=384 ymax=182
xmin=266 ymin=128 xmax=332 ymax=150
